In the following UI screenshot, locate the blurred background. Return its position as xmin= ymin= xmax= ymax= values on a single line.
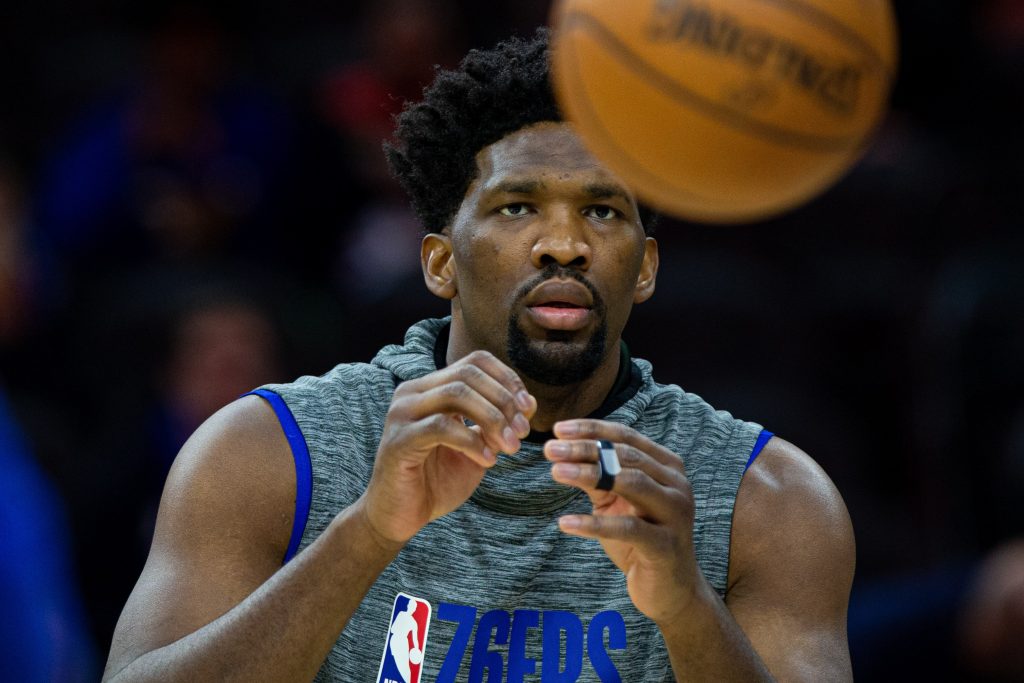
xmin=0 ymin=0 xmax=1021 ymax=680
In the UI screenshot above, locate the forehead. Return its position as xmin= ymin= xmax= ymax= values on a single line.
xmin=473 ymin=122 xmax=633 ymax=195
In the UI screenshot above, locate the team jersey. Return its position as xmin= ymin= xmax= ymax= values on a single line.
xmin=255 ymin=317 xmax=768 ymax=682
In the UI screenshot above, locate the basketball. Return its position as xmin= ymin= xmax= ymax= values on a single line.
xmin=550 ymin=0 xmax=898 ymax=223
xmin=409 ymin=647 xmax=423 ymax=665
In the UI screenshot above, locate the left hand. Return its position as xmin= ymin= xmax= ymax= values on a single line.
xmin=544 ymin=419 xmax=706 ymax=624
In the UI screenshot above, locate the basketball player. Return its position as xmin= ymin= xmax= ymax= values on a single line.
xmin=389 ymin=601 xmax=420 ymax=683
xmin=103 ymin=30 xmax=854 ymax=681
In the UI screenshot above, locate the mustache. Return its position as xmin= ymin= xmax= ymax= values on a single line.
xmin=513 ymin=264 xmax=606 ymax=314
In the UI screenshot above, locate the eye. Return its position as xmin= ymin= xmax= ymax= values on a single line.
xmin=584 ymin=205 xmax=620 ymax=220
xmin=498 ymin=203 xmax=531 ymax=217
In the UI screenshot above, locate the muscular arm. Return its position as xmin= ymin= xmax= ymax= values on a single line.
xmin=104 ymin=351 xmax=535 ymax=682
xmin=102 ymin=395 xmax=402 ymax=682
xmin=718 ymin=436 xmax=855 ymax=681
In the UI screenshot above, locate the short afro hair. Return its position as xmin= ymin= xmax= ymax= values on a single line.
xmin=385 ymin=28 xmax=657 ymax=235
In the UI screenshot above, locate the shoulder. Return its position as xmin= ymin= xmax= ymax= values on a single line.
xmin=633 ymin=373 xmax=759 ymax=460
xmin=632 ymin=362 xmax=742 ymax=430
xmin=727 ymin=436 xmax=855 ymax=597
xmin=265 ymin=362 xmax=397 ymax=409
xmin=722 ymin=437 xmax=855 ymax=679
xmin=252 ymin=363 xmax=396 ymax=441
xmin=160 ymin=395 xmax=296 ymax=558
xmin=103 ymin=396 xmax=298 ymax=676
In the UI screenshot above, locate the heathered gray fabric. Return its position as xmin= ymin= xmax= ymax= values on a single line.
xmin=260 ymin=317 xmax=763 ymax=682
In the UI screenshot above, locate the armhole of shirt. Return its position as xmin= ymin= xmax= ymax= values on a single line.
xmin=744 ymin=429 xmax=774 ymax=473
xmin=246 ymin=389 xmax=312 ymax=565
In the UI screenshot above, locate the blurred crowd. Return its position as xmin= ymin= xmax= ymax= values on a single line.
xmin=0 ymin=1 xmax=1022 ymax=680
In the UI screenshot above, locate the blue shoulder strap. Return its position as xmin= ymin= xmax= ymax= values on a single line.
xmin=745 ymin=429 xmax=774 ymax=473
xmin=246 ymin=389 xmax=312 ymax=564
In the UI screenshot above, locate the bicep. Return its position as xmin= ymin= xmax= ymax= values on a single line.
xmin=724 ymin=437 xmax=856 ymax=682
xmin=104 ymin=395 xmax=296 ymax=677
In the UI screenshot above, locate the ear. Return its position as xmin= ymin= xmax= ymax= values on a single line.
xmin=634 ymin=237 xmax=658 ymax=304
xmin=421 ymin=232 xmax=457 ymax=300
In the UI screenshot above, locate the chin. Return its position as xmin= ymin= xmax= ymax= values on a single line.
xmin=508 ymin=314 xmax=607 ymax=386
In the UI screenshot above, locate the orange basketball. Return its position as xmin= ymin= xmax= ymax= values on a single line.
xmin=550 ymin=0 xmax=898 ymax=224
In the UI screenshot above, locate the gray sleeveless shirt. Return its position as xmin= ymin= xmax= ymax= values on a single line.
xmin=258 ymin=318 xmax=766 ymax=682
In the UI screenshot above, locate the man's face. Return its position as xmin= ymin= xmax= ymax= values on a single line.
xmin=435 ymin=122 xmax=657 ymax=386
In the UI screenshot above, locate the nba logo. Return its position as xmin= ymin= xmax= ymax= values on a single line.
xmin=376 ymin=593 xmax=432 ymax=683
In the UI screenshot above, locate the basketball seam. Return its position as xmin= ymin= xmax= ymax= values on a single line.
xmin=561 ymin=11 xmax=867 ymax=153
xmin=756 ymin=0 xmax=895 ymax=76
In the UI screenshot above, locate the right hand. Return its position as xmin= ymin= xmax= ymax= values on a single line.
xmin=358 ymin=350 xmax=536 ymax=544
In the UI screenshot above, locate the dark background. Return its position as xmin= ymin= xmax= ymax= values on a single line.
xmin=1 ymin=0 xmax=1022 ymax=680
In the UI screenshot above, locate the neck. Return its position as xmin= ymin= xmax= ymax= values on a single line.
xmin=519 ymin=353 xmax=621 ymax=432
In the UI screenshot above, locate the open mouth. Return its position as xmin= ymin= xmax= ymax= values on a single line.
xmin=519 ymin=276 xmax=598 ymax=333
xmin=526 ymin=300 xmax=592 ymax=331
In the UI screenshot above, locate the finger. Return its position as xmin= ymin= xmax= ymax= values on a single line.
xmin=552 ymin=419 xmax=684 ymax=474
xmin=399 ymin=382 xmax=520 ymax=453
xmin=445 ymin=357 xmax=533 ymax=438
xmin=545 ymin=440 xmax=684 ymax=489
xmin=404 ymin=350 xmax=536 ymax=421
xmin=558 ymin=513 xmax=668 ymax=552
xmin=402 ymin=413 xmax=496 ymax=468
xmin=458 ymin=350 xmax=537 ymax=419
xmin=550 ymin=461 xmax=690 ymax=522
xmin=399 ymin=354 xmax=534 ymax=441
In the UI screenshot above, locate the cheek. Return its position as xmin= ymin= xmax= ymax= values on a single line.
xmin=595 ymin=242 xmax=647 ymax=330
xmin=452 ymin=236 xmax=511 ymax=308
xmin=464 ymin=232 xmax=504 ymax=269
xmin=458 ymin=231 xmax=529 ymax=287
xmin=606 ymin=240 xmax=646 ymax=293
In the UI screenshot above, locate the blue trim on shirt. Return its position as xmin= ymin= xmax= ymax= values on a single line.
xmin=745 ymin=430 xmax=774 ymax=473
xmin=247 ymin=389 xmax=312 ymax=564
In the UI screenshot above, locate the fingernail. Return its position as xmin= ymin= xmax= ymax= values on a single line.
xmin=559 ymin=516 xmax=581 ymax=530
xmin=548 ymin=441 xmax=571 ymax=457
xmin=556 ymin=421 xmax=579 ymax=436
xmin=513 ymin=413 xmax=531 ymax=437
xmin=482 ymin=447 xmax=495 ymax=463
xmin=515 ymin=390 xmax=532 ymax=411
xmin=502 ymin=427 xmax=520 ymax=452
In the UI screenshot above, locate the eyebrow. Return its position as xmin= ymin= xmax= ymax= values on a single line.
xmin=490 ymin=180 xmax=543 ymax=195
xmin=584 ymin=183 xmax=632 ymax=204
xmin=487 ymin=180 xmax=632 ymax=201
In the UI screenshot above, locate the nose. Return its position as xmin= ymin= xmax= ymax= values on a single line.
xmin=530 ymin=207 xmax=592 ymax=270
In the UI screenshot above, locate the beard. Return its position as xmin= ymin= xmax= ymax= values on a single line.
xmin=506 ymin=266 xmax=608 ymax=386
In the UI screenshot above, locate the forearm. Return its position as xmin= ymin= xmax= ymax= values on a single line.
xmin=660 ymin=577 xmax=775 ymax=682
xmin=105 ymin=502 xmax=401 ymax=683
